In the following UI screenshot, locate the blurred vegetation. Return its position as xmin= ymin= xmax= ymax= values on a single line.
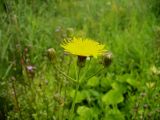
xmin=0 ymin=0 xmax=160 ymax=120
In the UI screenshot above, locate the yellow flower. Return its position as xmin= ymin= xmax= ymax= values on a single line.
xmin=61 ymin=37 xmax=106 ymax=58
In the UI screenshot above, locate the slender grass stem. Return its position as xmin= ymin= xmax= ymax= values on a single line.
xmin=2 ymin=63 xmax=13 ymax=80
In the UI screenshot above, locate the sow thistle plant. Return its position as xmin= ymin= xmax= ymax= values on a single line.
xmin=58 ymin=37 xmax=112 ymax=119
xmin=47 ymin=37 xmax=112 ymax=120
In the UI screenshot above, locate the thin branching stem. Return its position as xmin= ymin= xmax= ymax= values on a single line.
xmin=85 ymin=67 xmax=105 ymax=81
xmin=54 ymin=66 xmax=77 ymax=83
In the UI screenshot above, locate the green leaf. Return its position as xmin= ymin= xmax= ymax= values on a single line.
xmin=103 ymin=109 xmax=125 ymax=120
xmin=88 ymin=89 xmax=100 ymax=97
xmin=126 ymin=78 xmax=139 ymax=87
xmin=111 ymin=82 xmax=127 ymax=93
xmin=77 ymin=106 xmax=95 ymax=120
xmin=100 ymin=77 xmax=112 ymax=89
xmin=77 ymin=106 xmax=91 ymax=116
xmin=69 ymin=90 xmax=89 ymax=103
xmin=102 ymin=89 xmax=124 ymax=105
xmin=87 ymin=76 xmax=99 ymax=87
xmin=76 ymin=106 xmax=100 ymax=120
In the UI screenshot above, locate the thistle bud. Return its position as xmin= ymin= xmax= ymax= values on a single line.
xmin=47 ymin=48 xmax=56 ymax=63
xmin=102 ymin=51 xmax=112 ymax=67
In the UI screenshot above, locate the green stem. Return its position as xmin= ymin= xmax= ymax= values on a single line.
xmin=55 ymin=66 xmax=77 ymax=83
xmin=11 ymin=78 xmax=22 ymax=119
xmin=69 ymin=67 xmax=81 ymax=120
xmin=62 ymin=57 xmax=72 ymax=119
xmin=84 ymin=67 xmax=104 ymax=81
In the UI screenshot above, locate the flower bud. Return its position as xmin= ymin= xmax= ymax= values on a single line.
xmin=102 ymin=51 xmax=112 ymax=67
xmin=47 ymin=48 xmax=56 ymax=63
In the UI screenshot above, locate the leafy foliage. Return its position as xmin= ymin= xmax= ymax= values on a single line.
xmin=0 ymin=0 xmax=160 ymax=120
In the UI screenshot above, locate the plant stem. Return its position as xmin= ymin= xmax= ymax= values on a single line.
xmin=62 ymin=57 xmax=72 ymax=119
xmin=69 ymin=67 xmax=81 ymax=120
xmin=11 ymin=78 xmax=22 ymax=119
xmin=85 ymin=67 xmax=104 ymax=81
xmin=54 ymin=66 xmax=77 ymax=83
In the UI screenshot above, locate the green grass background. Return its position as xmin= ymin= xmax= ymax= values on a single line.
xmin=0 ymin=0 xmax=160 ymax=120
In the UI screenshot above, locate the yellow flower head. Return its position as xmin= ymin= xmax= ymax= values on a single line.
xmin=61 ymin=37 xmax=106 ymax=58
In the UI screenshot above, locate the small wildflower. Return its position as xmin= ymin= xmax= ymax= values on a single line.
xmin=26 ymin=65 xmax=36 ymax=78
xmin=61 ymin=37 xmax=106 ymax=58
xmin=26 ymin=65 xmax=36 ymax=72
xmin=61 ymin=37 xmax=107 ymax=67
